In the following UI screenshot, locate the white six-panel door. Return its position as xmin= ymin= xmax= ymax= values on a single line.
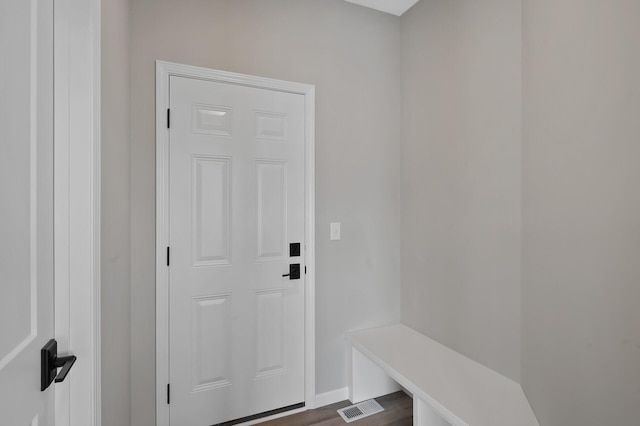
xmin=168 ymin=76 xmax=306 ymax=425
xmin=0 ymin=0 xmax=55 ymax=425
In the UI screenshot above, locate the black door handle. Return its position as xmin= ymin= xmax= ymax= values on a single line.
xmin=55 ymin=355 xmax=77 ymax=384
xmin=41 ymin=339 xmax=77 ymax=391
xmin=282 ymin=264 xmax=301 ymax=280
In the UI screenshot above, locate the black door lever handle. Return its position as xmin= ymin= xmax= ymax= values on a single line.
xmin=41 ymin=339 xmax=77 ymax=391
xmin=54 ymin=355 xmax=77 ymax=384
xmin=282 ymin=264 xmax=301 ymax=280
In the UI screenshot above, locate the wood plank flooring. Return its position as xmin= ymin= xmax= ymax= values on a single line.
xmin=261 ymin=392 xmax=413 ymax=426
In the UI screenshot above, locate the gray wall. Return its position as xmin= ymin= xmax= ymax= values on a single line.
xmin=103 ymin=1 xmax=640 ymax=425
xmin=400 ymin=0 xmax=522 ymax=381
xmin=101 ymin=0 xmax=131 ymax=425
xmin=129 ymin=1 xmax=402 ymax=424
xmin=521 ymin=0 xmax=640 ymax=424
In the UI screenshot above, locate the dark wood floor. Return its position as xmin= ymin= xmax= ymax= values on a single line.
xmin=261 ymin=392 xmax=412 ymax=426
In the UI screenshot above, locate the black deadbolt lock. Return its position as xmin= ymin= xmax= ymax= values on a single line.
xmin=290 ymin=243 xmax=301 ymax=257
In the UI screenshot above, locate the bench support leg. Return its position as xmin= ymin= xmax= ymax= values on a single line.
xmin=348 ymin=345 xmax=400 ymax=404
xmin=414 ymin=398 xmax=451 ymax=426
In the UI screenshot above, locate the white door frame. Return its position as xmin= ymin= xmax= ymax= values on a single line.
xmin=155 ymin=61 xmax=316 ymax=426
xmin=54 ymin=0 xmax=101 ymax=425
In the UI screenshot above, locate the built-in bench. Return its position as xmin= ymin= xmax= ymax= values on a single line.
xmin=347 ymin=324 xmax=539 ymax=426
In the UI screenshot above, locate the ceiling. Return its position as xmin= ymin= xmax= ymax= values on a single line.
xmin=343 ymin=0 xmax=421 ymax=16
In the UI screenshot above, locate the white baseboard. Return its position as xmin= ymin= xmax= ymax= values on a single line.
xmin=314 ymin=387 xmax=349 ymax=408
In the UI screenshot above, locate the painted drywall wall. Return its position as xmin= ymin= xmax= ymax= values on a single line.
xmin=400 ymin=0 xmax=522 ymax=381
xmin=101 ymin=0 xmax=131 ymax=425
xmin=129 ymin=0 xmax=401 ymax=424
xmin=521 ymin=0 xmax=640 ymax=424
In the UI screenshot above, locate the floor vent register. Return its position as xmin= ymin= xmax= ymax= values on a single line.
xmin=337 ymin=399 xmax=384 ymax=423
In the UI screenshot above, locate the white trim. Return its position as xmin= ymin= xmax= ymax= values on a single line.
xmin=54 ymin=0 xmax=101 ymax=425
xmin=155 ymin=61 xmax=316 ymax=426
xmin=315 ymin=387 xmax=350 ymax=408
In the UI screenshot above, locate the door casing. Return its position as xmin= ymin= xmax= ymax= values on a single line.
xmin=54 ymin=0 xmax=101 ymax=425
xmin=155 ymin=61 xmax=316 ymax=426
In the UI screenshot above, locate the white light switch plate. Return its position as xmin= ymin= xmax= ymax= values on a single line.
xmin=330 ymin=223 xmax=341 ymax=241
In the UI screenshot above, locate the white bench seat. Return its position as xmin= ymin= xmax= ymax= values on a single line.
xmin=347 ymin=324 xmax=539 ymax=426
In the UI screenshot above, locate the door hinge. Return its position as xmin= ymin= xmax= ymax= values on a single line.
xmin=167 ymin=109 xmax=170 ymax=128
xmin=167 ymin=247 xmax=170 ymax=266
xmin=167 ymin=383 xmax=170 ymax=404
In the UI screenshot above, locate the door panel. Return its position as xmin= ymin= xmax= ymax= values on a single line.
xmin=0 ymin=0 xmax=55 ymax=425
xmin=169 ymin=76 xmax=305 ymax=425
xmin=192 ymin=156 xmax=231 ymax=266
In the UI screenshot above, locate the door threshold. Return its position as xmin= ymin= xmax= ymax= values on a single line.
xmin=214 ymin=402 xmax=306 ymax=426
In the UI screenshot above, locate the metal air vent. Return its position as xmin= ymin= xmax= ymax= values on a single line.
xmin=337 ymin=399 xmax=384 ymax=423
